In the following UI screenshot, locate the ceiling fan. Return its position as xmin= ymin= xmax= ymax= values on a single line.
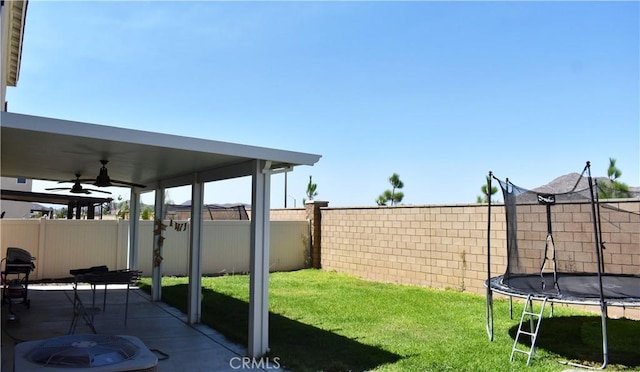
xmin=83 ymin=160 xmax=146 ymax=188
xmin=46 ymin=175 xmax=112 ymax=195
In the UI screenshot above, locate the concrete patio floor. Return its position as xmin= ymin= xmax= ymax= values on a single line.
xmin=1 ymin=284 xmax=282 ymax=372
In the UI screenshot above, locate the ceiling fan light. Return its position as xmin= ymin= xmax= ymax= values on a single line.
xmin=94 ymin=179 xmax=112 ymax=187
xmin=70 ymin=183 xmax=88 ymax=194
xmin=94 ymin=165 xmax=112 ymax=187
xmin=49 ymin=173 xmax=112 ymax=195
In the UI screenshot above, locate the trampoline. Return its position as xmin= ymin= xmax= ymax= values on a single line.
xmin=484 ymin=162 xmax=640 ymax=369
xmin=489 ymin=273 xmax=640 ymax=305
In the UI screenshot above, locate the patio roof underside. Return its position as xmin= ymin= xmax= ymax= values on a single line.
xmin=0 ymin=111 xmax=320 ymax=189
xmin=1 ymin=110 xmax=321 ymax=358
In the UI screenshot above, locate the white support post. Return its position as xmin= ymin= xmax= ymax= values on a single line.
xmin=187 ymin=177 xmax=204 ymax=324
xmin=248 ymin=160 xmax=271 ymax=358
xmin=152 ymin=189 xmax=165 ymax=302
xmin=128 ymin=189 xmax=141 ymax=270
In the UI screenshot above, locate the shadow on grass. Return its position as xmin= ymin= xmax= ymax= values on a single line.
xmin=145 ymin=284 xmax=401 ymax=372
xmin=508 ymin=315 xmax=640 ymax=367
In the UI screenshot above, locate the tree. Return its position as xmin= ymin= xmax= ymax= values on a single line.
xmin=303 ymin=176 xmax=318 ymax=204
xmin=476 ymin=176 xmax=498 ymax=203
xmin=55 ymin=208 xmax=68 ymax=219
xmin=114 ymin=192 xmax=172 ymax=220
xmin=116 ymin=195 xmax=130 ymax=219
xmin=599 ymin=158 xmax=631 ymax=199
xmin=376 ymin=173 xmax=405 ymax=206
xmin=140 ymin=205 xmax=153 ymax=220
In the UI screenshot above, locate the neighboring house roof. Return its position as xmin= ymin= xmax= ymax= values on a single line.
xmin=4 ymin=0 xmax=28 ymax=87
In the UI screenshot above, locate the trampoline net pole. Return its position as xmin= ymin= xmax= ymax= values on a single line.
xmin=486 ymin=172 xmax=494 ymax=341
xmin=594 ymin=179 xmax=606 ymax=274
xmin=509 ymin=296 xmax=513 ymax=320
xmin=600 ymin=309 xmax=609 ymax=369
xmin=587 ymin=162 xmax=609 ymax=369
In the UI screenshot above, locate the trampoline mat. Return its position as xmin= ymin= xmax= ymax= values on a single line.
xmin=489 ymin=273 xmax=640 ymax=302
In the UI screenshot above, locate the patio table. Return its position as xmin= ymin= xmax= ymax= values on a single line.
xmin=71 ymin=269 xmax=141 ymax=325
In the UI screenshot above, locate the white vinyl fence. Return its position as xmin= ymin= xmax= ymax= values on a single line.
xmin=0 ymin=219 xmax=310 ymax=280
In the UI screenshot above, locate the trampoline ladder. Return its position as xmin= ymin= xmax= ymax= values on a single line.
xmin=510 ymin=294 xmax=548 ymax=367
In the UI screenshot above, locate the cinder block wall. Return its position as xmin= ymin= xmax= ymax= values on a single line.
xmin=320 ymin=201 xmax=640 ymax=318
xmin=269 ymin=208 xmax=308 ymax=221
xmin=321 ymin=204 xmax=506 ymax=294
xmin=245 ymin=208 xmax=307 ymax=221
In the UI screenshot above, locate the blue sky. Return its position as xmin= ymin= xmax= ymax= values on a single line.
xmin=8 ymin=1 xmax=639 ymax=208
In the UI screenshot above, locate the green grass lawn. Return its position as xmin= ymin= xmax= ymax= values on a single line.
xmin=139 ymin=269 xmax=640 ymax=372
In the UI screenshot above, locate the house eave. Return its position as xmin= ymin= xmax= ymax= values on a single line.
xmin=4 ymin=0 xmax=28 ymax=87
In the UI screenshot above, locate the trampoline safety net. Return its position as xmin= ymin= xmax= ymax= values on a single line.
xmin=164 ymin=203 xmax=249 ymax=221
xmin=493 ymin=163 xmax=640 ymax=301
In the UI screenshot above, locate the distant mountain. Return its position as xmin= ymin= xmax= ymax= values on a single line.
xmin=533 ymin=173 xmax=640 ymax=198
xmin=533 ymin=173 xmax=603 ymax=194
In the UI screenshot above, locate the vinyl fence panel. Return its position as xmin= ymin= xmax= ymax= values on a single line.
xmin=1 ymin=219 xmax=310 ymax=280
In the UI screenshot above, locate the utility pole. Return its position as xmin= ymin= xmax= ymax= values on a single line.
xmin=284 ymin=171 xmax=288 ymax=208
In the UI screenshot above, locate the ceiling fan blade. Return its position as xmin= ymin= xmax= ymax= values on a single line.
xmin=91 ymin=160 xmax=146 ymax=188
xmin=69 ymin=189 xmax=92 ymax=195
xmin=109 ymin=179 xmax=147 ymax=188
xmin=87 ymin=188 xmax=112 ymax=195
xmin=46 ymin=187 xmax=90 ymax=194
